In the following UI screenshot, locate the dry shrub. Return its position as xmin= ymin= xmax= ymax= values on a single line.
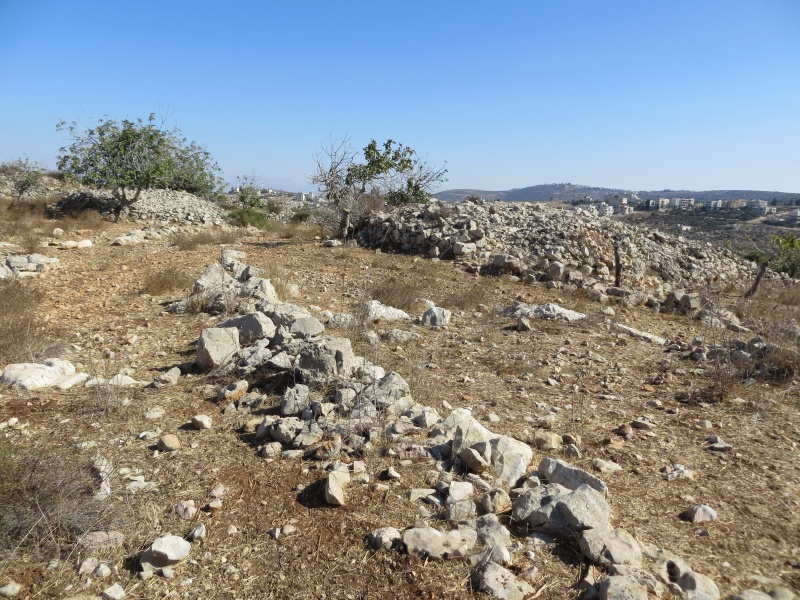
xmin=0 ymin=440 xmax=115 ymax=564
xmin=440 ymin=281 xmax=491 ymax=310
xmin=66 ymin=207 xmax=107 ymax=231
xmin=0 ymin=197 xmax=54 ymax=240
xmin=143 ymin=266 xmax=195 ymax=296
xmin=0 ymin=279 xmax=50 ymax=364
xmin=369 ymin=275 xmax=427 ymax=313
xmin=173 ymin=231 xmax=218 ymax=251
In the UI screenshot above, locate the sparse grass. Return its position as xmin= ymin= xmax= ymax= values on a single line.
xmin=172 ymin=229 xmax=239 ymax=251
xmin=0 ymin=439 xmax=115 ymax=566
xmin=0 ymin=197 xmax=54 ymax=242
xmin=369 ymin=275 xmax=427 ymax=313
xmin=439 ymin=280 xmax=492 ymax=310
xmin=0 ymin=279 xmax=50 ymax=364
xmin=142 ymin=265 xmax=195 ymax=296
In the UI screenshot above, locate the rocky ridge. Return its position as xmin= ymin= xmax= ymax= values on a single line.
xmin=355 ymin=198 xmax=793 ymax=301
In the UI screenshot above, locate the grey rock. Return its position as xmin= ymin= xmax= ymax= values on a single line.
xmin=539 ymin=457 xmax=609 ymax=494
xmin=366 ymin=527 xmax=402 ymax=550
xmin=403 ymin=526 xmax=477 ymax=559
xmin=730 ymin=592 xmax=774 ymax=600
xmin=579 ymin=527 xmax=642 ymax=567
xmin=324 ymin=470 xmax=350 ymax=506
xmin=196 ymin=327 xmax=240 ymax=370
xmin=219 ymin=311 xmax=276 ymax=344
xmin=472 ymin=561 xmax=535 ymax=600
xmin=0 ymin=358 xmax=76 ymax=390
xmin=383 ymin=329 xmax=421 ymax=344
xmin=296 ymin=336 xmax=354 ymax=385
xmin=281 ymin=384 xmax=311 ymax=416
xmin=489 ymin=436 xmax=533 ymax=487
xmin=269 ymin=417 xmax=304 ymax=444
xmin=598 ymin=576 xmax=648 ymax=600
xmin=422 ymin=306 xmax=452 ymax=326
xmin=0 ymin=582 xmax=22 ymax=598
xmin=361 ymin=372 xmax=414 ymax=418
xmin=140 ymin=534 xmax=191 ymax=570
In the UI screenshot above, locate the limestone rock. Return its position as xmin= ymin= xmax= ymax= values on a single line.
xmin=219 ymin=311 xmax=276 ymax=344
xmin=296 ymin=336 xmax=354 ymax=385
xmin=191 ymin=415 xmax=212 ymax=430
xmin=539 ymin=457 xmax=608 ymax=494
xmin=472 ymin=561 xmax=535 ymax=600
xmin=365 ymin=300 xmax=411 ymax=322
xmin=682 ymin=504 xmax=717 ymax=523
xmin=196 ymin=327 xmax=240 ymax=370
xmin=366 ymin=527 xmax=402 ymax=550
xmin=579 ymin=527 xmax=642 ymax=567
xmin=157 ymin=434 xmax=181 ymax=452
xmin=422 ymin=306 xmax=452 ymax=326
xmin=598 ymin=576 xmax=648 ymax=600
xmin=325 ymin=470 xmax=350 ymax=506
xmin=0 ymin=358 xmax=76 ymax=390
xmin=140 ymin=534 xmax=191 ymax=570
xmin=403 ymin=526 xmax=477 ymax=559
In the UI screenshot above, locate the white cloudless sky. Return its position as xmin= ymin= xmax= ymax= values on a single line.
xmin=0 ymin=0 xmax=798 ymax=193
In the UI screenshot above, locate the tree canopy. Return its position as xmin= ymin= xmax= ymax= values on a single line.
xmin=1 ymin=156 xmax=44 ymax=204
xmin=57 ymin=115 xmax=222 ymax=219
xmin=312 ymin=137 xmax=447 ymax=237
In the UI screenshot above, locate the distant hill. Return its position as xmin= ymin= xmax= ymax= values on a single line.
xmin=434 ymin=184 xmax=800 ymax=205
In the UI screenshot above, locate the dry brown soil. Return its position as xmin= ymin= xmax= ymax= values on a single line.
xmin=0 ymin=219 xmax=798 ymax=599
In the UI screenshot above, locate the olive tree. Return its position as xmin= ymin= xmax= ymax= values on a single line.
xmin=311 ymin=137 xmax=447 ymax=238
xmin=57 ymin=114 xmax=222 ymax=220
xmin=2 ymin=157 xmax=45 ymax=205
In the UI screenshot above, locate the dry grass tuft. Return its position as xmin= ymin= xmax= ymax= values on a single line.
xmin=439 ymin=280 xmax=492 ymax=310
xmin=0 ymin=440 xmax=115 ymax=565
xmin=172 ymin=230 xmax=239 ymax=251
xmin=0 ymin=280 xmax=50 ymax=364
xmin=369 ymin=275 xmax=427 ymax=313
xmin=142 ymin=265 xmax=195 ymax=297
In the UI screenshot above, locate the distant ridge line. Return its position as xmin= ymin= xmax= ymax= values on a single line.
xmin=435 ymin=184 xmax=800 ymax=204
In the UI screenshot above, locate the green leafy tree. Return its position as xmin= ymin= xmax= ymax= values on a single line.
xmin=312 ymin=137 xmax=446 ymax=237
xmin=235 ymin=175 xmax=265 ymax=208
xmin=2 ymin=157 xmax=44 ymax=205
xmin=57 ymin=114 xmax=222 ymax=220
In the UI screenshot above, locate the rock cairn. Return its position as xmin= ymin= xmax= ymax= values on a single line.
xmin=355 ymin=198 xmax=792 ymax=300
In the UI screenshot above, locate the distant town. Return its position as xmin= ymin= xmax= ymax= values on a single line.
xmin=569 ymin=193 xmax=800 ymax=224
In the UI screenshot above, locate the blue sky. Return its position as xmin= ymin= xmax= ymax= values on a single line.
xmin=1 ymin=1 xmax=798 ymax=193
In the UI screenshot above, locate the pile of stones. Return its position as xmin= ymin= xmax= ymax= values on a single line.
xmin=354 ymin=198 xmax=794 ymax=303
xmin=180 ymin=253 xmax=728 ymax=599
xmin=56 ymin=189 xmax=226 ymax=225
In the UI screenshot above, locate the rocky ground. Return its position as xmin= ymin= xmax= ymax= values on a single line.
xmin=0 ymin=197 xmax=798 ymax=600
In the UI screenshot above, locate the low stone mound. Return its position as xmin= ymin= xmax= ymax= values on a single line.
xmin=56 ymin=189 xmax=226 ymax=224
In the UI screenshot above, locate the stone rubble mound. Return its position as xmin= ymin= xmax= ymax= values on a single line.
xmin=355 ymin=198 xmax=792 ymax=300
xmin=0 ymin=252 xmax=60 ymax=279
xmin=56 ymin=189 xmax=226 ymax=225
xmin=176 ymin=252 xmax=725 ymax=598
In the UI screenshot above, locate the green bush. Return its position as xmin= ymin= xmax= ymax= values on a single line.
xmin=227 ymin=207 xmax=270 ymax=229
xmin=291 ymin=210 xmax=312 ymax=223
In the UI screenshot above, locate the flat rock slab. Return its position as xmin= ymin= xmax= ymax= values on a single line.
xmin=403 ymin=526 xmax=477 ymax=559
xmin=540 ymin=457 xmax=608 ymax=494
xmin=472 ymin=561 xmax=535 ymax=600
xmin=1 ymin=358 xmax=76 ymax=390
xmin=580 ymin=527 xmax=642 ymax=567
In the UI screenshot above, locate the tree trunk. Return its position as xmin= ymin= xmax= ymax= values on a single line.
xmin=745 ymin=259 xmax=770 ymax=298
xmin=338 ymin=209 xmax=351 ymax=239
xmin=614 ymin=243 xmax=623 ymax=287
